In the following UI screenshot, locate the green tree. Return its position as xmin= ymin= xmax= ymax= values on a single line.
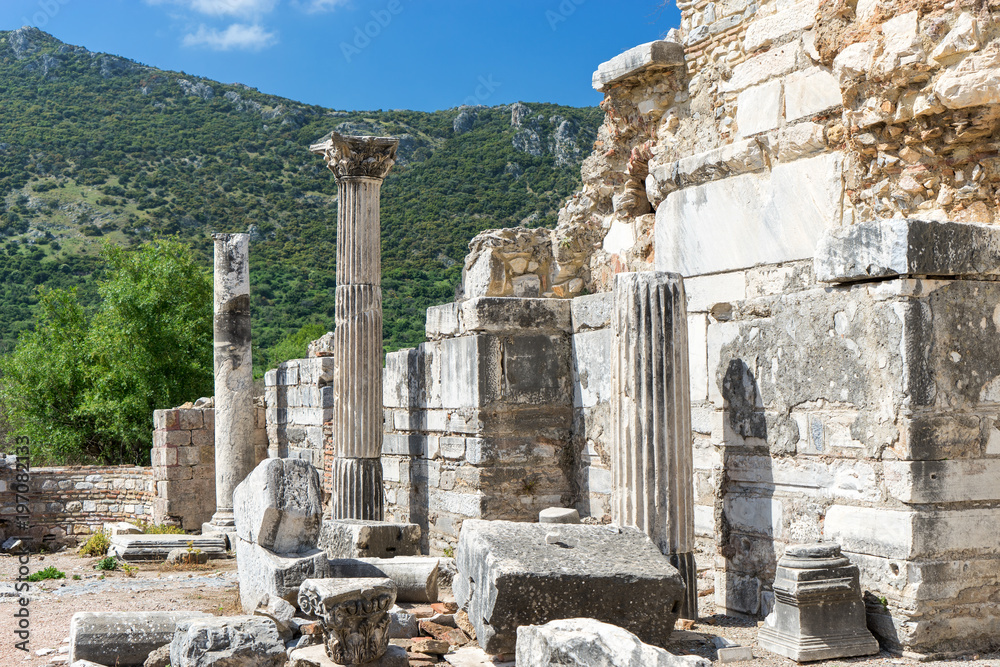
xmin=263 ymin=322 xmax=329 ymax=373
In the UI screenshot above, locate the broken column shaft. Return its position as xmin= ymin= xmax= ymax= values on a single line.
xmin=207 ymin=233 xmax=255 ymax=531
xmin=610 ymin=271 xmax=697 ymax=619
xmin=311 ymin=133 xmax=398 ymax=521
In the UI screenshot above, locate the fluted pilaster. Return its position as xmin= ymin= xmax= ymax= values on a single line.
xmin=209 ymin=233 xmax=255 ymax=530
xmin=611 ymin=271 xmax=697 ymax=619
xmin=311 ymin=133 xmax=398 ymax=521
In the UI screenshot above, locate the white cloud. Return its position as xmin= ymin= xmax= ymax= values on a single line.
xmin=182 ymin=23 xmax=278 ymax=51
xmin=298 ymin=0 xmax=349 ymax=13
xmin=147 ymin=0 xmax=279 ymax=18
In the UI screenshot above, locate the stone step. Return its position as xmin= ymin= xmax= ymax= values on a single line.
xmin=108 ymin=534 xmax=227 ymax=561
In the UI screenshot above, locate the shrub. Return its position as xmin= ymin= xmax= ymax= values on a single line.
xmin=27 ymin=566 xmax=65 ymax=582
xmin=141 ymin=522 xmax=186 ymax=535
xmin=94 ymin=556 xmax=118 ymax=571
xmin=78 ymin=531 xmax=111 ymax=557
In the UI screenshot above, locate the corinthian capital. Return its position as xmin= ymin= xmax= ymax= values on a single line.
xmin=310 ymin=132 xmax=399 ymax=181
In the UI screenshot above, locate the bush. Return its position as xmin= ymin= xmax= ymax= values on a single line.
xmin=78 ymin=531 xmax=111 ymax=557
xmin=94 ymin=556 xmax=118 ymax=571
xmin=27 ymin=566 xmax=65 ymax=582
xmin=141 ymin=522 xmax=185 ymax=535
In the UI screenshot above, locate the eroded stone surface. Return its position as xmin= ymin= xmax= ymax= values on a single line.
xmin=233 ymin=458 xmax=323 ymax=554
xmin=169 ymin=616 xmax=287 ymax=666
xmin=70 ymin=611 xmax=211 ymax=667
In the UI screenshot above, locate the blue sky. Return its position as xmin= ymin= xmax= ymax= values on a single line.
xmin=0 ymin=0 xmax=680 ymax=111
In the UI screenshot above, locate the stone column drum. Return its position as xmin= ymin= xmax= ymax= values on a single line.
xmin=311 ymin=133 xmax=398 ymax=520
xmin=206 ymin=233 xmax=255 ymax=531
xmin=610 ymin=271 xmax=697 ymax=619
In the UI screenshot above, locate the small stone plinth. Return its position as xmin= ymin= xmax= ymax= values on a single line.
xmin=299 ymin=577 xmax=397 ymax=666
xmin=454 ymin=520 xmax=685 ymax=655
xmin=319 ymin=519 xmax=420 ymax=558
xmin=758 ymin=543 xmax=879 ymax=662
xmin=108 ymin=534 xmax=227 ymax=561
xmin=538 ymin=507 xmax=580 ymax=524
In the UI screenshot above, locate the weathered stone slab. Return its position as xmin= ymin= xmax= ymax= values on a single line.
xmin=327 ymin=556 xmax=440 ymax=603
xmin=655 ymin=153 xmax=845 ymax=277
xmin=235 ymin=538 xmax=329 ymax=612
xmin=233 ymin=458 xmax=323 ymax=554
xmin=743 ymin=0 xmax=818 ymax=52
xmin=570 ymin=292 xmax=612 ymax=332
xmin=593 ymin=41 xmax=685 ymax=92
xmin=69 ymin=611 xmax=211 ymax=666
xmin=736 ymin=80 xmax=783 ymax=137
xmin=461 ymin=297 xmax=572 ymax=335
xmin=454 ymin=520 xmax=685 ymax=655
xmin=170 ymin=616 xmax=286 ymax=666
xmin=108 ymin=534 xmax=226 ymax=561
xmin=516 ymin=618 xmax=710 ymax=667
xmin=815 ymin=219 xmax=1000 ymax=284
xmin=758 ymin=544 xmax=878 ymax=661
xmin=318 ymin=519 xmax=421 ymax=559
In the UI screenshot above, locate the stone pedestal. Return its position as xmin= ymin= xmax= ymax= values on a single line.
xmin=311 ymin=133 xmax=398 ymax=521
xmin=298 ymin=577 xmax=397 ymax=666
xmin=610 ymin=272 xmax=697 ymax=619
xmin=758 ymin=543 xmax=879 ymax=662
xmin=207 ymin=233 xmax=254 ymax=531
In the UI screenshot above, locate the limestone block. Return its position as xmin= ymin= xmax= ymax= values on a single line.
xmin=538 ymin=508 xmax=581 ymax=524
xmin=930 ymin=13 xmax=980 ymax=63
xmin=684 ymin=272 xmax=746 ymax=312
xmin=883 ymin=459 xmax=1000 ymax=503
xmin=454 ymin=520 xmax=685 ymax=655
xmin=736 ymin=80 xmax=782 ymax=137
xmin=833 ymin=41 xmax=875 ymax=83
xmin=872 ymin=11 xmax=923 ymax=77
xmin=688 ymin=313 xmax=708 ymax=403
xmin=934 ymin=44 xmax=1000 ymax=110
xmin=570 ymin=292 xmax=612 ymax=332
xmin=516 ymin=618 xmax=710 ymax=667
xmin=672 ymin=139 xmax=767 ymax=187
xmin=108 ymin=534 xmax=227 ymax=561
xmin=170 ymin=616 xmax=287 ymax=667
xmin=774 ymin=122 xmax=827 ymax=161
xmin=426 ymin=302 xmax=462 ymax=340
xmin=235 ymin=539 xmax=329 ymax=611
xmin=460 ymin=297 xmax=571 ymax=335
xmin=723 ymin=39 xmax=802 ymax=93
xmin=69 ymin=611 xmax=211 ymax=666
xmin=815 ymin=219 xmax=1000 ymax=284
xmin=743 ymin=0 xmax=819 ymax=52
xmin=572 ymin=329 xmax=612 ymax=409
xmin=326 ymin=557 xmax=440 ymax=603
xmin=233 ymin=458 xmax=322 ymax=554
xmin=464 ymin=248 xmax=507 ymax=299
xmin=784 ymin=67 xmax=841 ymax=121
xmin=440 ymin=336 xmax=495 ymax=409
xmin=318 ymin=519 xmax=421 ymax=559
xmin=592 ymin=40 xmax=685 ymax=92
xmin=656 ymin=153 xmax=844 ymax=277
xmin=384 ymin=348 xmax=422 ymax=408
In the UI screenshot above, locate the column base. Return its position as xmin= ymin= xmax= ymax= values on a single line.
xmin=330 ymin=457 xmax=384 ymax=521
xmin=670 ymin=551 xmax=698 ymax=620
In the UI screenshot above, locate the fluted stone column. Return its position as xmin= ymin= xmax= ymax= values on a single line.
xmin=311 ymin=133 xmax=398 ymax=521
xmin=206 ymin=233 xmax=255 ymax=532
xmin=610 ymin=271 xmax=697 ymax=619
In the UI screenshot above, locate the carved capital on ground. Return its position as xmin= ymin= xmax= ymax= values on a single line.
xmin=298 ymin=577 xmax=396 ymax=666
xmin=310 ymin=132 xmax=399 ymax=181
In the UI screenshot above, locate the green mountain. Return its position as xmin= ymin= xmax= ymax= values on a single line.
xmin=0 ymin=27 xmax=601 ymax=371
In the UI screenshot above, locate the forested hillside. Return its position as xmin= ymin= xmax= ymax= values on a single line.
xmin=0 ymin=27 xmax=601 ymax=372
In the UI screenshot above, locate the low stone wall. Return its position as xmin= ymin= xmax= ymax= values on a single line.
xmin=266 ymin=358 xmax=334 ymax=467
xmin=151 ymin=405 xmax=267 ymax=530
xmin=0 ymin=460 xmax=154 ymax=548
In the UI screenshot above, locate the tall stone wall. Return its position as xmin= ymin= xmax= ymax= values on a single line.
xmin=0 ymin=460 xmax=154 ymax=548
xmin=382 ymin=297 xmax=575 ymax=554
xmin=152 ymin=405 xmax=267 ymax=530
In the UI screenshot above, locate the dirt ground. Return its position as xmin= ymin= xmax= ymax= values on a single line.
xmin=0 ymin=549 xmax=240 ymax=665
xmin=1 ymin=549 xmax=999 ymax=667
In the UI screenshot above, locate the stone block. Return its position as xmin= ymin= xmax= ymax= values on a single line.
xmin=538 ymin=508 xmax=580 ymax=524
xmin=688 ymin=314 xmax=708 ymax=403
xmin=724 ymin=38 xmax=803 ymax=93
xmin=743 ymin=0 xmax=818 ymax=52
xmin=454 ymin=520 xmax=685 ymax=655
xmin=318 ymin=519 xmax=421 ymax=559
xmin=572 ymin=329 xmax=612 ymax=409
xmin=235 ymin=539 xmax=329 ymax=611
xmin=177 ymin=409 xmax=203 ymax=431
xmin=784 ymin=66 xmax=842 ymax=121
xmin=499 ymin=334 xmax=573 ymax=405
xmin=108 ymin=534 xmax=227 ymax=561
xmin=684 ymin=272 xmax=746 ymax=312
xmin=883 ymin=459 xmax=1000 ymax=503
xmin=326 ymin=557 xmax=440 ymax=603
xmin=233 ymin=458 xmax=322 ymax=554
xmin=426 ymin=302 xmax=462 ymax=340
xmin=736 ymin=80 xmax=783 ymax=137
xmin=592 ymin=40 xmax=686 ymax=92
xmin=656 ymin=153 xmax=845 ymax=277
xmin=461 ymin=297 xmax=571 ymax=335
xmin=170 ymin=616 xmax=287 ymax=666
xmin=815 ymin=219 xmax=1000 ymax=284
xmin=69 ymin=611 xmax=211 ymax=666
xmin=516 ymin=618 xmax=710 ymax=667
xmin=440 ymin=336 xmax=496 ymax=409
xmin=570 ymin=292 xmax=612 ymax=332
